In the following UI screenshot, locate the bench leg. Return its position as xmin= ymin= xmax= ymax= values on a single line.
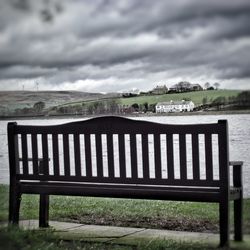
xmin=219 ymin=201 xmax=230 ymax=247
xmin=39 ymin=194 xmax=49 ymax=227
xmin=9 ymin=186 xmax=21 ymax=225
xmin=234 ymin=197 xmax=243 ymax=241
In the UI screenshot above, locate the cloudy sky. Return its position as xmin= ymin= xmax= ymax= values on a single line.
xmin=0 ymin=0 xmax=250 ymax=93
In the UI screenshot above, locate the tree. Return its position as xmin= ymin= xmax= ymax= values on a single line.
xmin=204 ymin=82 xmax=210 ymax=89
xmin=131 ymin=103 xmax=139 ymax=112
xmin=148 ymin=103 xmax=156 ymax=112
xmin=33 ymin=101 xmax=45 ymax=113
xmin=142 ymin=102 xmax=148 ymax=113
xmin=214 ymin=82 xmax=220 ymax=90
xmin=212 ymin=96 xmax=226 ymax=110
xmin=235 ymin=91 xmax=250 ymax=107
xmin=106 ymin=99 xmax=119 ymax=114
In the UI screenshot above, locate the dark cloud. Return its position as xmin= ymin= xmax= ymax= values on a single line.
xmin=0 ymin=0 xmax=249 ymax=92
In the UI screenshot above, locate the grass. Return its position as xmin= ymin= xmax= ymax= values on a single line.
xmin=1 ymin=184 xmax=250 ymax=249
xmin=1 ymin=185 xmax=250 ymax=233
xmin=0 ymin=226 xmax=222 ymax=250
xmin=120 ymin=89 xmax=241 ymax=106
xmin=56 ymin=89 xmax=242 ymax=109
xmin=0 ymin=226 xmax=131 ymax=250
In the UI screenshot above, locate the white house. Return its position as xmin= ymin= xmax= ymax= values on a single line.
xmin=155 ymin=100 xmax=195 ymax=113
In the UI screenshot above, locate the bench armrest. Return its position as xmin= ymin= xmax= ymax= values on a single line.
xmin=229 ymin=161 xmax=243 ymax=166
xmin=230 ymin=161 xmax=243 ymax=187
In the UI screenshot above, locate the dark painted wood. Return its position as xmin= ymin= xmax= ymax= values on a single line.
xmin=142 ymin=134 xmax=150 ymax=179
xmin=154 ymin=133 xmax=162 ymax=179
xmin=192 ymin=133 xmax=200 ymax=180
xmin=84 ymin=134 xmax=92 ymax=177
xmin=107 ymin=134 xmax=115 ymax=179
xmin=52 ymin=134 xmax=60 ymax=176
xmin=167 ymin=134 xmax=174 ymax=180
xmin=179 ymin=133 xmax=187 ymax=180
xmin=31 ymin=134 xmax=39 ymax=176
xmin=63 ymin=134 xmax=70 ymax=176
xmin=15 ymin=117 xmax=221 ymax=135
xmin=232 ymin=162 xmax=243 ymax=241
xmin=21 ymin=134 xmax=28 ymax=175
xmin=7 ymin=122 xmax=20 ymax=224
xmin=74 ymin=133 xmax=81 ymax=176
xmin=95 ymin=134 xmax=103 ymax=178
xmin=218 ymin=120 xmax=230 ymax=247
xmin=41 ymin=134 xmax=49 ymax=176
xmin=7 ymin=116 xmax=243 ymax=247
xmin=130 ymin=134 xmax=138 ymax=179
xmin=118 ymin=134 xmax=126 ymax=179
xmin=39 ymin=194 xmax=49 ymax=227
xmin=205 ymin=133 xmax=213 ymax=181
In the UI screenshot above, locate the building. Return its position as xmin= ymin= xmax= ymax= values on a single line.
xmin=155 ymin=100 xmax=195 ymax=113
xmin=151 ymin=85 xmax=168 ymax=95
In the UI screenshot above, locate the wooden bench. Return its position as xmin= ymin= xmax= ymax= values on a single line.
xmin=7 ymin=116 xmax=243 ymax=247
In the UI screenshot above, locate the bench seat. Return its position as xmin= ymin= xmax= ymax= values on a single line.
xmin=19 ymin=181 xmax=241 ymax=202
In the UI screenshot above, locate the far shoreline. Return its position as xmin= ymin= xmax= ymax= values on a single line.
xmin=1 ymin=109 xmax=250 ymax=121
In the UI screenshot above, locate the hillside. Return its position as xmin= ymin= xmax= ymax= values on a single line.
xmin=120 ymin=90 xmax=242 ymax=106
xmin=0 ymin=91 xmax=118 ymax=112
xmin=0 ymin=89 xmax=247 ymax=117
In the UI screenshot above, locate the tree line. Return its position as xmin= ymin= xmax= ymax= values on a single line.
xmin=1 ymin=91 xmax=249 ymax=117
xmin=201 ymin=91 xmax=250 ymax=111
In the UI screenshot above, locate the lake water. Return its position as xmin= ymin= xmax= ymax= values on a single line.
xmin=0 ymin=114 xmax=249 ymax=198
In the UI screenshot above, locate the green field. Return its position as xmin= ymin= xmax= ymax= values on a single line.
xmin=1 ymin=185 xmax=250 ymax=249
xmin=56 ymin=89 xmax=242 ymax=109
xmin=120 ymin=90 xmax=242 ymax=106
xmin=1 ymin=185 xmax=250 ymax=233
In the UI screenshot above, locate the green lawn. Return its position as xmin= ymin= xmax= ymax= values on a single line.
xmin=56 ymin=89 xmax=241 ymax=109
xmin=0 ymin=226 xmax=228 ymax=250
xmin=1 ymin=185 xmax=250 ymax=233
xmin=1 ymin=184 xmax=250 ymax=249
xmin=120 ymin=90 xmax=241 ymax=106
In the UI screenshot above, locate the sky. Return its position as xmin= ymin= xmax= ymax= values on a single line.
xmin=0 ymin=0 xmax=250 ymax=93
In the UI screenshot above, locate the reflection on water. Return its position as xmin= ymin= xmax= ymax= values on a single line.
xmin=0 ymin=114 xmax=249 ymax=197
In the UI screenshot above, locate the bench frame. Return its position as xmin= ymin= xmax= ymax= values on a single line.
xmin=7 ymin=116 xmax=243 ymax=247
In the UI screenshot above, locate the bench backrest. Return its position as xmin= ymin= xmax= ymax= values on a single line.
xmin=8 ymin=116 xmax=229 ymax=188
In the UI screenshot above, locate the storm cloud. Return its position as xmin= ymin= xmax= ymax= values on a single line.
xmin=0 ymin=0 xmax=249 ymax=92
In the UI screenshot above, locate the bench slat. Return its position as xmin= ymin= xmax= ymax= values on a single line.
xmin=42 ymin=134 xmax=49 ymax=176
xmin=118 ymin=134 xmax=126 ymax=180
xmin=20 ymin=181 xmax=223 ymax=203
xmin=16 ymin=174 xmax=220 ymax=186
xmin=142 ymin=134 xmax=150 ymax=180
xmin=154 ymin=133 xmax=162 ymax=179
xmin=31 ymin=134 xmax=39 ymax=176
xmin=21 ymin=134 xmax=29 ymax=175
xmin=74 ymin=133 xmax=81 ymax=176
xmin=205 ymin=133 xmax=213 ymax=181
xmin=179 ymin=134 xmax=187 ymax=180
xmin=52 ymin=134 xmax=60 ymax=176
xmin=130 ymin=134 xmax=138 ymax=179
xmin=107 ymin=134 xmax=115 ymax=179
xmin=84 ymin=134 xmax=92 ymax=177
xmin=63 ymin=134 xmax=70 ymax=176
xmin=96 ymin=134 xmax=103 ymax=178
xmin=192 ymin=133 xmax=200 ymax=180
xmin=167 ymin=134 xmax=174 ymax=180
